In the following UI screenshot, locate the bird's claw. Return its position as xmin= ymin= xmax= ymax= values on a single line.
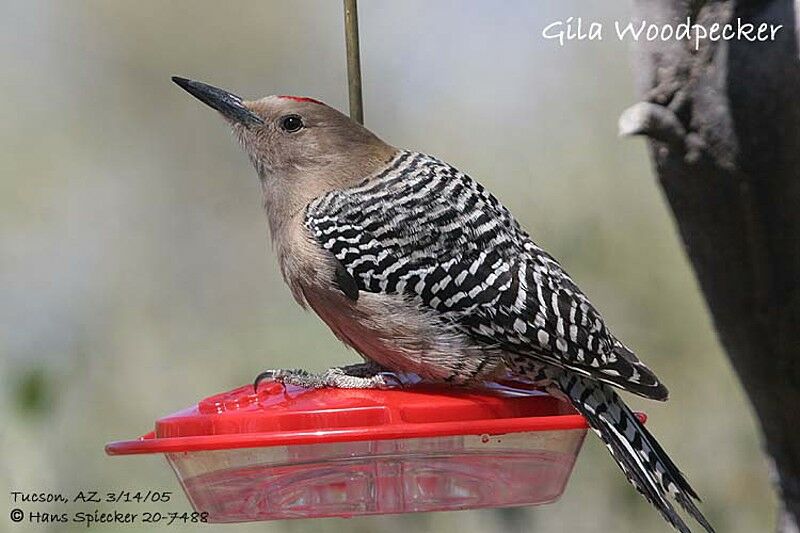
xmin=252 ymin=366 xmax=405 ymax=391
xmin=374 ymin=371 xmax=404 ymax=389
xmin=253 ymin=368 xmax=309 ymax=391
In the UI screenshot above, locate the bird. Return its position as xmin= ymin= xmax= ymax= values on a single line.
xmin=172 ymin=76 xmax=714 ymax=533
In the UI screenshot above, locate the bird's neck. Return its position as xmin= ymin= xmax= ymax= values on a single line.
xmin=260 ymin=144 xmax=399 ymax=244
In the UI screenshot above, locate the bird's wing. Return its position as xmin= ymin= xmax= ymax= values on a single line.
xmin=305 ymin=151 xmax=667 ymax=400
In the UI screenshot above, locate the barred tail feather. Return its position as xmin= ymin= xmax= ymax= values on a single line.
xmin=557 ymin=372 xmax=714 ymax=533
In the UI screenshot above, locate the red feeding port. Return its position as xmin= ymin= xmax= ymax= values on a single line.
xmin=106 ymin=382 xmax=636 ymax=522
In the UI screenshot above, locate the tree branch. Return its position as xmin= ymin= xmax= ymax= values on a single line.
xmin=624 ymin=1 xmax=800 ymax=530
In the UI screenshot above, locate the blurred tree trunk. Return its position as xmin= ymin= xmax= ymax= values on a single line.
xmin=619 ymin=1 xmax=800 ymax=531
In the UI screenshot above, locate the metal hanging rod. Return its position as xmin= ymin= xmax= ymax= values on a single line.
xmin=343 ymin=0 xmax=363 ymax=124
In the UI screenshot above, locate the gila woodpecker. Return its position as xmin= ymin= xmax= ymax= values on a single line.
xmin=172 ymin=76 xmax=714 ymax=533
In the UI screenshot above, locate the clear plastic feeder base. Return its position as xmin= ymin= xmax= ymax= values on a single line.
xmin=170 ymin=431 xmax=584 ymax=522
xmin=107 ymin=381 xmax=602 ymax=522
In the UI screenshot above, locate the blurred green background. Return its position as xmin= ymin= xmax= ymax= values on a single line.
xmin=0 ymin=1 xmax=775 ymax=532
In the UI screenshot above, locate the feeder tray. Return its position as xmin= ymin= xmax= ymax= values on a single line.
xmin=106 ymin=381 xmax=608 ymax=522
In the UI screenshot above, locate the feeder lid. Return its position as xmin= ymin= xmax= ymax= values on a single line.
xmin=106 ymin=381 xmax=601 ymax=455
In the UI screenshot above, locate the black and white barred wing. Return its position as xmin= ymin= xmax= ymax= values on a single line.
xmin=305 ymin=151 xmax=667 ymax=400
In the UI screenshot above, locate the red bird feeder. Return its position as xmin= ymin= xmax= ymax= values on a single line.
xmin=106 ymin=382 xmax=603 ymax=522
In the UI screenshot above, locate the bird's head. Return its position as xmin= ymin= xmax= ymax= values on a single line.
xmin=172 ymin=77 xmax=396 ymax=197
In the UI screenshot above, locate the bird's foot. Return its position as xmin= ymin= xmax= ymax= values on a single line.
xmin=253 ymin=362 xmax=404 ymax=391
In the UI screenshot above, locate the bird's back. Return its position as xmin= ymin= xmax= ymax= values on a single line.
xmin=306 ymin=150 xmax=668 ymax=400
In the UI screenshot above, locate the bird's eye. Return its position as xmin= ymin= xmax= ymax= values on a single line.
xmin=280 ymin=115 xmax=304 ymax=133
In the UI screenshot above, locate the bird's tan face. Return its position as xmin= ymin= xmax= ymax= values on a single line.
xmin=233 ymin=95 xmax=386 ymax=181
xmin=172 ymin=77 xmax=396 ymax=236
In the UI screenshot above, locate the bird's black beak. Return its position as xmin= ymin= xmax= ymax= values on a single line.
xmin=172 ymin=76 xmax=264 ymax=126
